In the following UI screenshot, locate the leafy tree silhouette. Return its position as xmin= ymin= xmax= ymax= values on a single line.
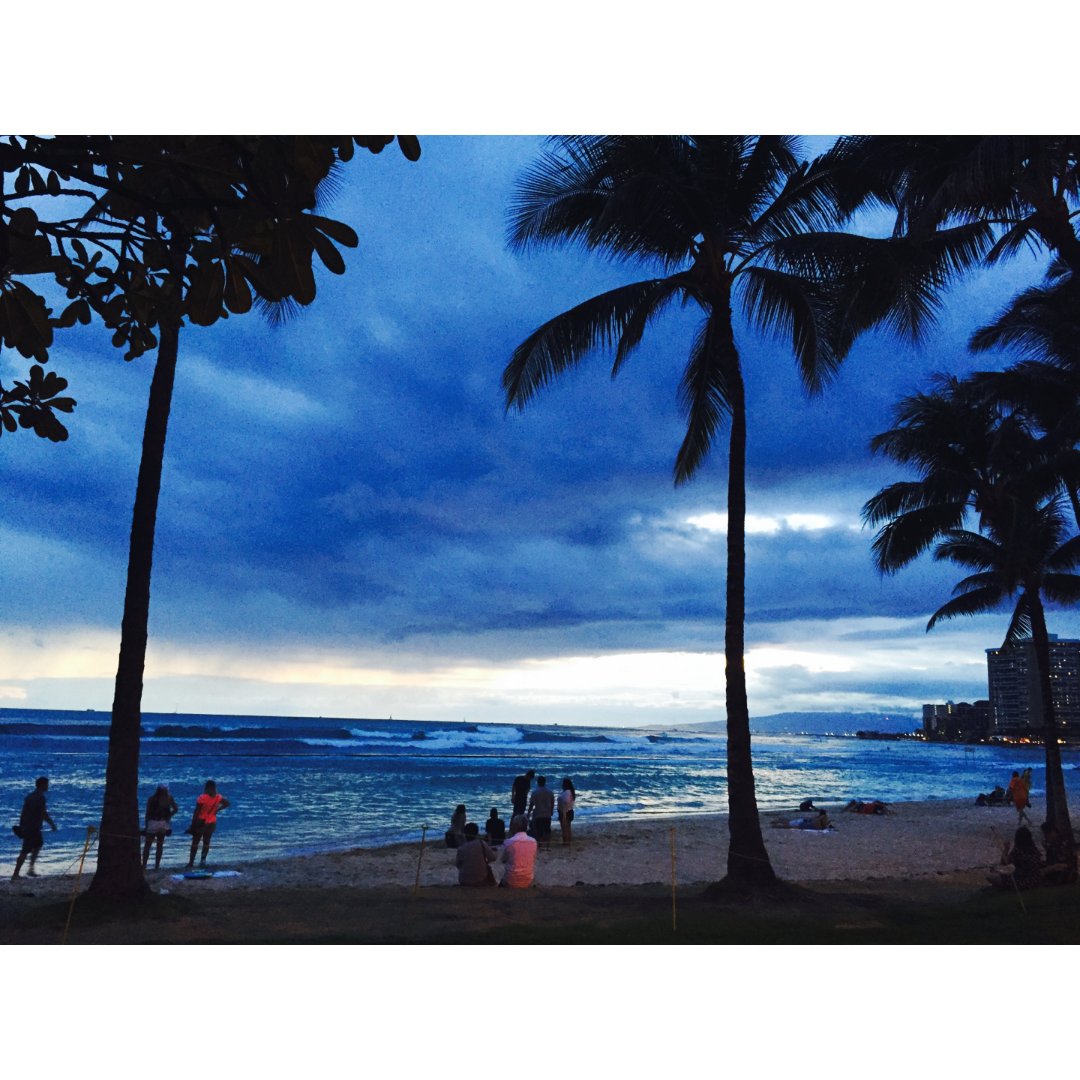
xmin=2 ymin=136 xmax=419 ymax=898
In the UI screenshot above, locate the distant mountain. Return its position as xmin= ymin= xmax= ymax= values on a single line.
xmin=684 ymin=712 xmax=919 ymax=736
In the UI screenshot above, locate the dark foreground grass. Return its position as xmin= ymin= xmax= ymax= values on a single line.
xmin=4 ymin=876 xmax=1079 ymax=944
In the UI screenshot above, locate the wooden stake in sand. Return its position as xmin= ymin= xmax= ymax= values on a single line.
xmin=62 ymin=825 xmax=97 ymax=945
xmin=414 ymin=825 xmax=428 ymax=893
xmin=670 ymin=826 xmax=677 ymax=933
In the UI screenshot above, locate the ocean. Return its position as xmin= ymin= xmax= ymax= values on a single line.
xmin=3 ymin=707 xmax=1076 ymax=875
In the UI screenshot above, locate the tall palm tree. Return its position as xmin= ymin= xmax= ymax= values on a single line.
xmin=504 ymin=136 xmax=988 ymax=887
xmin=866 ymin=377 xmax=1078 ymax=877
xmin=927 ymin=500 xmax=1080 ymax=874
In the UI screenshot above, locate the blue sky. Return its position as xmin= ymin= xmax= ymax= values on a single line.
xmin=3 ymin=135 xmax=1077 ymax=726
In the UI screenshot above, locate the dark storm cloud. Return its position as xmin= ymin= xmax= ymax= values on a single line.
xmin=6 ymin=136 xmax=1080 ymax=718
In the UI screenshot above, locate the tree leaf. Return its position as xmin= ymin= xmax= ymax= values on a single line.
xmin=308 ymin=215 xmax=359 ymax=248
xmin=311 ymin=229 xmax=346 ymax=274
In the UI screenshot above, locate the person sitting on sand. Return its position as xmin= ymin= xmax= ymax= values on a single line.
xmin=484 ymin=807 xmax=506 ymax=846
xmin=975 ymin=785 xmax=1006 ymax=807
xmin=455 ymin=822 xmax=497 ymax=886
xmin=773 ymin=809 xmax=831 ymax=830
xmin=987 ymin=825 xmax=1043 ymax=890
xmin=1038 ymin=821 xmax=1076 ymax=885
xmin=528 ymin=776 xmax=555 ymax=842
xmin=557 ymin=777 xmax=576 ymax=844
xmin=446 ymin=804 xmax=468 ymax=849
xmin=142 ymin=784 xmax=178 ymax=870
xmin=499 ymin=814 xmax=537 ymax=888
xmin=187 ymin=780 xmax=229 ymax=870
xmin=799 ymin=798 xmax=816 ymax=812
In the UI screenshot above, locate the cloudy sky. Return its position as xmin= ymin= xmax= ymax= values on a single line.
xmin=3 ymin=135 xmax=1076 ymax=726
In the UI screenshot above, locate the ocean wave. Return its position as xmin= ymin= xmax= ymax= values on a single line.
xmin=148 ymin=724 xmax=357 ymax=741
xmin=520 ymin=731 xmax=613 ymax=744
xmin=0 ymin=722 xmax=112 ymax=738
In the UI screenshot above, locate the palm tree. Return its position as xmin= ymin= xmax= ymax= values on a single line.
xmin=969 ymin=265 xmax=1080 ymax=526
xmin=863 ymin=374 xmax=1068 ymax=570
xmin=503 ymin=136 xmax=988 ymax=887
xmin=927 ymin=500 xmax=1079 ymax=875
xmin=866 ymin=377 xmax=1078 ymax=878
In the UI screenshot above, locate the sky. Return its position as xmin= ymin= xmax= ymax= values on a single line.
xmin=3 ymin=135 xmax=1077 ymax=727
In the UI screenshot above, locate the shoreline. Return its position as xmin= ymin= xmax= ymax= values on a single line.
xmin=6 ymin=794 xmax=1076 ymax=900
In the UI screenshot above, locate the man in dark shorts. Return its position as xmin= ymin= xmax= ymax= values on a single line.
xmin=13 ymin=776 xmax=57 ymax=879
xmin=528 ymin=775 xmax=555 ymax=842
xmin=511 ymin=769 xmax=535 ymax=818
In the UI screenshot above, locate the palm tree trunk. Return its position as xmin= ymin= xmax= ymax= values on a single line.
xmin=1028 ymin=590 xmax=1076 ymax=879
xmin=721 ymin=353 xmax=777 ymax=887
xmin=88 ymin=306 xmax=182 ymax=900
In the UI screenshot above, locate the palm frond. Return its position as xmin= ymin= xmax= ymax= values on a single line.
xmin=984 ymin=218 xmax=1043 ymax=264
xmin=927 ymin=585 xmax=1007 ymax=630
xmin=1002 ymin=599 xmax=1034 ymax=643
xmin=768 ymin=224 xmax=992 ymax=356
xmin=738 ymin=267 xmax=839 ymax=393
xmin=746 ymin=151 xmax=842 ymax=241
xmin=1041 ymin=572 xmax=1080 ymax=604
xmin=931 ymin=530 xmax=1003 ymax=572
xmin=1046 ymin=534 xmax=1080 ymax=573
xmin=862 ymin=480 xmax=966 ymax=527
xmin=507 ymin=137 xmax=700 ymax=270
xmin=503 ymin=277 xmax=682 ymax=410
xmin=673 ymin=314 xmax=738 ymax=484
xmin=867 ymin=501 xmax=968 ymax=572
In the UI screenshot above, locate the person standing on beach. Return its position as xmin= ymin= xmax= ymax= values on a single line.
xmin=187 ymin=780 xmax=229 ymax=869
xmin=511 ymin=769 xmax=535 ymax=819
xmin=499 ymin=815 xmax=537 ymax=888
xmin=12 ymin=776 xmax=57 ymax=879
xmin=455 ymin=823 xmax=497 ymax=886
xmin=142 ymin=784 xmax=179 ymax=870
xmin=528 ymin=776 xmax=555 ymax=842
xmin=557 ymin=778 xmax=576 ymax=844
xmin=1007 ymin=771 xmax=1031 ymax=825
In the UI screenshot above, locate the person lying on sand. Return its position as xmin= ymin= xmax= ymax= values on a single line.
xmin=843 ymin=799 xmax=890 ymax=815
xmin=773 ymin=809 xmax=832 ymax=830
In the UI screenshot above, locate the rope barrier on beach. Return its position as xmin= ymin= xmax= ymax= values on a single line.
xmin=670 ymin=826 xmax=677 ymax=934
xmin=989 ymin=825 xmax=1028 ymax=915
xmin=414 ymin=825 xmax=428 ymax=893
xmin=61 ymin=826 xmax=96 ymax=945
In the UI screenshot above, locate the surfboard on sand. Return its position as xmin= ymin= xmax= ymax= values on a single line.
xmin=173 ymin=869 xmax=242 ymax=880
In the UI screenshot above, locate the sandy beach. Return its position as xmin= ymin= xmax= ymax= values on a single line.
xmin=4 ymin=793 xmax=1078 ymax=946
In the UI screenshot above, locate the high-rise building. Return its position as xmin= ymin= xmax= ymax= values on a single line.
xmin=986 ymin=635 xmax=1080 ymax=738
xmin=922 ymin=700 xmax=992 ymax=740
